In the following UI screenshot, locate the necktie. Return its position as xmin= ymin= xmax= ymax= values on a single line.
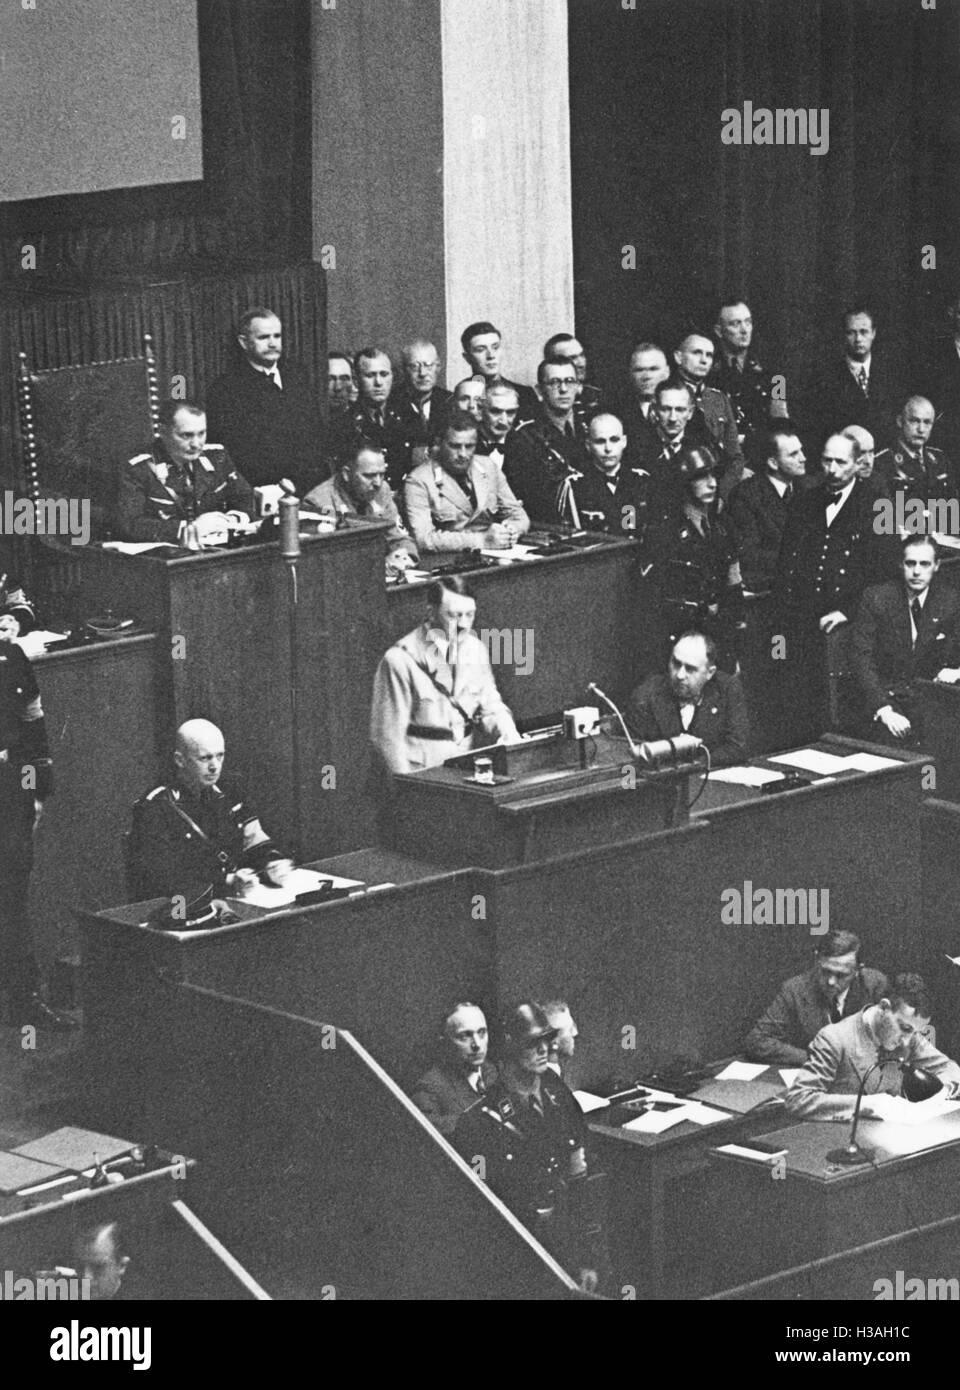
xmin=830 ymin=1001 xmax=842 ymax=1025
xmin=911 ymin=597 xmax=924 ymax=636
xmin=473 ymin=1071 xmax=486 ymax=1096
xmin=267 ymin=368 xmax=281 ymax=390
xmin=460 ymin=472 xmax=478 ymax=511
xmin=857 ymin=366 xmax=869 ymax=396
xmin=784 ymin=482 xmax=794 ymax=502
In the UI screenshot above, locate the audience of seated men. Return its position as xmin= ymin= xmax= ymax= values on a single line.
xmin=403 ymin=409 xmax=529 ymax=553
xmin=744 ymin=929 xmax=889 ymax=1066
xmin=114 ymin=400 xmax=255 ymax=546
xmin=503 ymin=358 xmax=590 ymax=525
xmin=784 ymin=972 xmax=960 ymax=1119
xmin=850 ymin=534 xmax=960 ymax=745
xmin=369 ymin=575 xmax=520 ymax=775
xmin=304 ymin=440 xmax=418 ymax=579
xmin=629 ymin=630 xmax=749 ymax=768
xmin=129 ymin=719 xmax=288 ymax=903
xmin=206 ymin=307 xmax=326 ymax=495
xmin=568 ymin=411 xmax=650 ymax=540
xmin=410 ymin=1001 xmax=498 ymax=1137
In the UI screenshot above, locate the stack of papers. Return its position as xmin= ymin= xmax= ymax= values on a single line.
xmin=864 ymin=1092 xmax=960 ymax=1126
xmin=480 ymin=544 xmax=539 ymax=562
xmin=228 ymin=869 xmax=365 ymax=909
xmin=622 ymin=1099 xmax=728 ymax=1133
xmin=572 ymin=1091 xmax=610 ymax=1114
xmin=709 ymin=766 xmax=785 ymax=787
xmin=769 ymin=749 xmax=851 ymax=775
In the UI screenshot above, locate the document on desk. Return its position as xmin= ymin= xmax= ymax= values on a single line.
xmin=680 ymin=1102 xmax=729 ymax=1126
xmin=480 ymin=544 xmax=539 ymax=562
xmin=231 ymin=870 xmax=365 ymax=908
xmin=0 ymin=1152 xmax=64 ymax=1193
xmin=12 ymin=1126 xmax=132 ymax=1170
xmin=623 ymin=1106 xmax=689 ymax=1134
xmin=865 ymin=1092 xmax=960 ymax=1126
xmin=769 ymin=749 xmax=852 ymax=775
xmin=100 ymin=541 xmax=179 ymax=554
xmin=708 ymin=766 xmax=785 ymax=787
xmin=839 ymin=752 xmax=901 ymax=773
xmin=573 ymin=1091 xmax=610 ymax=1114
xmin=715 ymin=1061 xmax=769 ymax=1081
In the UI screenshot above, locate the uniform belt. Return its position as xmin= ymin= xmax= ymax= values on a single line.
xmin=407 ymin=725 xmax=457 ymax=740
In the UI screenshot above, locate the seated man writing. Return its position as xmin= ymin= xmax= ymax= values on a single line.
xmin=115 ymin=400 xmax=255 ymax=546
xmin=304 ymin=440 xmax=418 ymax=580
xmin=628 ymin=630 xmax=749 ymax=767
xmin=784 ymin=973 xmax=960 ymax=1120
xmin=403 ymin=408 xmax=529 ymax=553
xmin=129 ymin=719 xmax=289 ymax=902
xmin=370 ymin=575 xmax=519 ymax=774
xmin=744 ymin=929 xmax=888 ymax=1066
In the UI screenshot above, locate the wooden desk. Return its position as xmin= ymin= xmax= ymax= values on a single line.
xmin=388 ymin=726 xmax=686 ymax=867
xmin=915 ymin=679 xmax=960 ymax=799
xmin=706 ymin=1112 xmax=960 ymax=1299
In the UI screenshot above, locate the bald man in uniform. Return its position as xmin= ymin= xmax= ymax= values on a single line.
xmin=129 ymin=719 xmax=287 ymax=902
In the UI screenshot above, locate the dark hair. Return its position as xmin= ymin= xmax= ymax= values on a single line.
xmin=327 ymin=350 xmax=354 ymax=369
xmin=238 ymin=306 xmax=279 ymax=334
xmin=887 ymin=972 xmax=931 ymax=1016
xmin=343 ymin=439 xmax=386 ymax=470
xmin=765 ymin=420 xmax=801 ymax=458
xmin=461 ymin=321 xmax=500 ymax=353
xmin=426 ymin=574 xmax=474 ymax=607
xmin=673 ymin=629 xmax=717 ymax=667
xmin=630 ymin=340 xmax=667 ymax=360
xmin=439 ymin=1000 xmax=485 ymax=1036
xmin=715 ymin=296 xmax=751 ymax=321
xmin=159 ymin=398 xmax=204 ymax=429
xmin=843 ymin=305 xmax=877 ymax=330
xmin=815 ymin=929 xmax=862 ymax=961
xmin=654 ymin=376 xmax=694 ymax=406
xmin=543 ymin=331 xmax=577 ymax=357
xmin=354 ymin=345 xmax=392 ymax=373
xmin=901 ymin=534 xmax=939 ymax=562
xmin=537 ymin=358 xmax=578 ymax=386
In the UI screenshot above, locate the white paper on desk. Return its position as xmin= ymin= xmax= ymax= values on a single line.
xmin=865 ymin=1091 xmax=960 ymax=1126
xmin=228 ymin=882 xmax=295 ymax=909
xmin=769 ymin=749 xmax=851 ymax=775
xmin=401 ymin=570 xmax=432 ymax=583
xmin=480 ymin=545 xmax=539 ymax=562
xmin=708 ymin=765 xmax=785 ymax=787
xmin=276 ymin=868 xmax=364 ymax=894
xmin=840 ymin=752 xmax=901 ymax=773
xmin=715 ymin=1060 xmax=769 ymax=1081
xmin=14 ymin=630 xmax=69 ymax=657
xmin=622 ymin=1107 xmax=689 ymax=1134
xmin=678 ymin=1102 xmax=729 ymax=1126
xmin=100 ymin=541 xmax=178 ymax=554
xmin=779 ymin=1069 xmax=801 ymax=1087
xmin=573 ymin=1090 xmax=610 ymax=1114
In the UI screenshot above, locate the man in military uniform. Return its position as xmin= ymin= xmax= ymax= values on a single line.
xmin=710 ymin=299 xmax=790 ymax=458
xmin=460 ymin=321 xmax=538 ymax=421
xmin=410 ymin=1000 xmax=498 ymax=1138
xmin=454 ymin=1001 xmax=600 ymax=1293
xmin=503 ymin=360 xmax=590 ymax=526
xmin=328 ymin=347 xmax=416 ymax=490
xmin=394 ymin=338 xmax=452 ymax=466
xmin=568 ymin=412 xmax=650 ymax=541
xmin=0 ymin=638 xmax=73 ymax=1028
xmin=129 ymin=718 xmax=287 ymax=902
xmin=543 ymin=332 xmax=604 ymax=424
xmin=632 ymin=379 xmax=715 ymax=524
xmin=672 ymin=332 xmax=746 ymax=497
xmin=655 ymin=446 xmax=744 ymax=671
xmin=873 ymin=396 xmax=960 ymax=538
xmin=777 ymin=432 xmax=897 ymax=739
xmin=304 ymin=441 xmax=417 ymax=578
xmin=114 ymin=401 xmax=256 ymax=545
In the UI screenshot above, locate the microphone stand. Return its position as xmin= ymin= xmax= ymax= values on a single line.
xmin=279 ymin=496 xmax=303 ymax=862
xmin=825 ymin=1052 xmax=896 ymax=1166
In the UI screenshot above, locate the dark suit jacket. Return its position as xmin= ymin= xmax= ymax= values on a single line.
xmin=807 ymin=353 xmax=902 ymax=452
xmin=628 ymin=670 xmax=749 ymax=767
xmin=777 ymin=478 xmax=896 ymax=623
xmin=206 ymin=359 xmax=326 ymax=493
xmin=393 ymin=385 xmax=453 ymax=447
xmin=743 ymin=966 xmax=890 ymax=1066
xmin=726 ymin=473 xmax=797 ymax=593
xmin=410 ymin=1060 xmax=499 ymax=1137
xmin=851 ymin=577 xmax=960 ymax=715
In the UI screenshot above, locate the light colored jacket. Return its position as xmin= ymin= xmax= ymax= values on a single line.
xmin=403 ymin=458 xmax=529 ymax=553
xmin=370 ymin=622 xmax=519 ymax=774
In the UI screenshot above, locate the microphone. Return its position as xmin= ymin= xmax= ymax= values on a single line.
xmin=279 ymin=495 xmax=301 ymax=561
xmin=635 ymin=733 xmax=704 ymax=768
xmin=587 ymin=682 xmax=641 ymax=757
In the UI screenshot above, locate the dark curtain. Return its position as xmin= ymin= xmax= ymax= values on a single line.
xmin=569 ymin=0 xmax=960 ymax=408
xmin=0 ymin=0 xmax=312 ymax=281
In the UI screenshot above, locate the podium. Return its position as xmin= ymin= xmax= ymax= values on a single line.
xmin=386 ymin=726 xmax=690 ymax=867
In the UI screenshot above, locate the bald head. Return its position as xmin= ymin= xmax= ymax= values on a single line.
xmin=898 ymin=396 xmax=936 ymax=454
xmin=174 ymin=719 xmax=226 ymax=793
xmin=586 ymin=412 xmax=628 ymax=476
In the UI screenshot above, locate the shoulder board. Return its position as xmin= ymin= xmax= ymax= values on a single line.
xmin=129 ymin=453 xmax=153 ymax=466
xmin=204 ymin=443 xmax=227 ymax=453
xmin=143 ymin=785 xmax=173 ymax=802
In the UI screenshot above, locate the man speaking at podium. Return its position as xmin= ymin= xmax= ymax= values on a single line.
xmin=370 ymin=575 xmax=519 ymax=775
xmin=628 ymin=630 xmax=749 ymax=767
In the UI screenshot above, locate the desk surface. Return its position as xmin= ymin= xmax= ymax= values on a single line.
xmin=728 ymin=1110 xmax=960 ymax=1185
